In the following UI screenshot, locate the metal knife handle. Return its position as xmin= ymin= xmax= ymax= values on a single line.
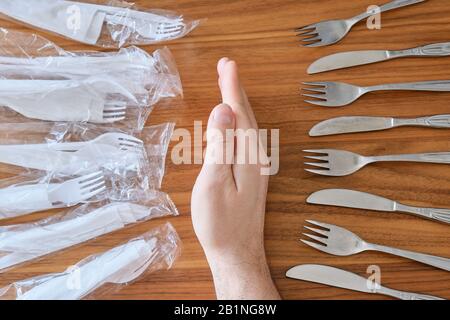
xmin=396 ymin=203 xmax=450 ymax=224
xmin=372 ymin=152 xmax=450 ymax=164
xmin=369 ymin=80 xmax=450 ymax=92
xmin=411 ymin=42 xmax=450 ymax=56
xmin=353 ymin=0 xmax=425 ymax=21
xmin=368 ymin=243 xmax=450 ymax=271
xmin=393 ymin=115 xmax=450 ymax=128
xmin=379 ymin=286 xmax=444 ymax=300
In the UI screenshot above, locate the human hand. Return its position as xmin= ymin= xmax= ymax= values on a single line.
xmin=191 ymin=58 xmax=280 ymax=300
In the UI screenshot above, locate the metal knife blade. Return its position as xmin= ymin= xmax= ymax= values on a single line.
xmin=309 ymin=116 xmax=395 ymax=136
xmin=286 ymin=264 xmax=373 ymax=294
xmin=308 ymin=50 xmax=391 ymax=74
xmin=307 ymin=189 xmax=396 ymax=212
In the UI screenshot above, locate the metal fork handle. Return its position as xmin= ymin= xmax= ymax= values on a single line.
xmin=393 ymin=115 xmax=450 ymax=128
xmin=367 ymin=80 xmax=450 ymax=92
xmin=371 ymin=152 xmax=450 ymax=164
xmin=378 ymin=286 xmax=444 ymax=300
xmin=396 ymin=203 xmax=450 ymax=224
xmin=368 ymin=243 xmax=450 ymax=271
xmin=353 ymin=0 xmax=425 ymax=21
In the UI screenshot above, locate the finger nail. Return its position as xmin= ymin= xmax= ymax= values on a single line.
xmin=213 ymin=104 xmax=233 ymax=125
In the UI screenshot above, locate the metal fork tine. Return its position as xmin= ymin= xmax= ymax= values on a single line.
xmin=300 ymin=239 xmax=326 ymax=251
xmin=302 ymin=82 xmax=328 ymax=87
xmin=303 ymin=233 xmax=328 ymax=245
xmin=305 ymin=162 xmax=330 ymax=169
xmin=306 ymin=220 xmax=333 ymax=230
xmin=303 ymin=41 xmax=324 ymax=48
xmin=304 ymin=226 xmax=329 ymax=236
xmin=301 ymin=36 xmax=321 ymax=42
xmin=304 ymin=99 xmax=332 ymax=107
xmin=296 ymin=30 xmax=317 ymax=37
xmin=303 ymin=149 xmax=328 ymax=154
xmin=304 ymin=155 xmax=328 ymax=161
xmin=302 ymin=93 xmax=326 ymax=100
xmin=304 ymin=168 xmax=329 ymax=175
xmin=302 ymin=87 xmax=326 ymax=94
xmin=295 ymin=24 xmax=316 ymax=32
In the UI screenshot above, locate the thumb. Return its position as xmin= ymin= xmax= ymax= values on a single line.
xmin=203 ymin=103 xmax=236 ymax=171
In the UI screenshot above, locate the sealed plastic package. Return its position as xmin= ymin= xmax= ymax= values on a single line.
xmin=0 ymin=192 xmax=179 ymax=271
xmin=0 ymin=121 xmax=175 ymax=216
xmin=0 ymin=29 xmax=182 ymax=129
xmin=0 ymin=0 xmax=200 ymax=48
xmin=0 ymin=223 xmax=181 ymax=300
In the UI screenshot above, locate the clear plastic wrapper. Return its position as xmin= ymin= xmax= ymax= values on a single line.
xmin=0 ymin=192 xmax=178 ymax=272
xmin=0 ymin=0 xmax=200 ymax=48
xmin=0 ymin=28 xmax=182 ymax=129
xmin=0 ymin=222 xmax=181 ymax=300
xmin=0 ymin=122 xmax=175 ymax=215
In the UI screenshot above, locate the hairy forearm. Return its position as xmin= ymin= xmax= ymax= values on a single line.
xmin=208 ymin=253 xmax=281 ymax=300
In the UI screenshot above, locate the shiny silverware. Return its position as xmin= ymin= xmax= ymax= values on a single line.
xmin=296 ymin=0 xmax=426 ymax=47
xmin=286 ymin=264 xmax=444 ymax=300
xmin=301 ymin=220 xmax=450 ymax=271
xmin=303 ymin=80 xmax=450 ymax=107
xmin=309 ymin=115 xmax=450 ymax=136
xmin=304 ymin=149 xmax=450 ymax=176
xmin=308 ymin=41 xmax=450 ymax=74
xmin=307 ymin=189 xmax=450 ymax=224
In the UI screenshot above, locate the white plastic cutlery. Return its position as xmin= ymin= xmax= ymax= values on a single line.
xmin=0 ymin=78 xmax=133 ymax=123
xmin=304 ymin=149 xmax=450 ymax=176
xmin=301 ymin=220 xmax=450 ymax=271
xmin=303 ymin=80 xmax=450 ymax=107
xmin=286 ymin=264 xmax=444 ymax=300
xmin=297 ymin=0 xmax=426 ymax=47
xmin=310 ymin=115 xmax=450 ymax=136
xmin=307 ymin=189 xmax=450 ymax=224
xmin=0 ymin=171 xmax=105 ymax=218
xmin=308 ymin=41 xmax=450 ymax=74
xmin=0 ymin=0 xmax=189 ymax=46
xmin=0 ymin=202 xmax=154 ymax=271
xmin=14 ymin=238 xmax=157 ymax=300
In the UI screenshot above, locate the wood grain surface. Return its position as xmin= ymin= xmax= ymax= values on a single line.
xmin=0 ymin=0 xmax=449 ymax=300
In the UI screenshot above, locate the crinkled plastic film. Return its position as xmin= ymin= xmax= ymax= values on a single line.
xmin=0 ymin=28 xmax=183 ymax=129
xmin=0 ymin=122 xmax=175 ymax=216
xmin=0 ymin=0 xmax=200 ymax=48
xmin=0 ymin=192 xmax=178 ymax=272
xmin=0 ymin=222 xmax=181 ymax=300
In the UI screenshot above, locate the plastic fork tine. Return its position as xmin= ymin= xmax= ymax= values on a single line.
xmin=304 ymin=226 xmax=329 ymax=236
xmin=306 ymin=220 xmax=333 ymax=230
xmin=77 ymin=171 xmax=103 ymax=184
xmin=303 ymin=233 xmax=328 ymax=245
xmin=104 ymin=112 xmax=126 ymax=118
xmin=304 ymin=155 xmax=328 ymax=161
xmin=82 ymin=181 xmax=106 ymax=195
xmin=119 ymin=136 xmax=143 ymax=145
xmin=80 ymin=175 xmax=104 ymax=187
xmin=300 ymin=239 xmax=326 ymax=251
xmin=302 ymin=93 xmax=326 ymax=100
xmin=305 ymin=162 xmax=330 ymax=169
xmin=82 ymin=186 xmax=107 ymax=199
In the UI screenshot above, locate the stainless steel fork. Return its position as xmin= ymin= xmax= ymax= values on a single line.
xmin=302 ymin=80 xmax=450 ymax=107
xmin=296 ymin=0 xmax=426 ymax=47
xmin=301 ymin=220 xmax=450 ymax=271
xmin=304 ymin=149 xmax=450 ymax=176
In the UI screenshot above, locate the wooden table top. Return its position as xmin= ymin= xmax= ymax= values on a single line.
xmin=0 ymin=0 xmax=449 ymax=300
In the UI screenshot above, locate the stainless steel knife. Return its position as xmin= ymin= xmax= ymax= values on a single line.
xmin=309 ymin=115 xmax=450 ymax=136
xmin=286 ymin=264 xmax=444 ymax=300
xmin=307 ymin=189 xmax=450 ymax=224
xmin=307 ymin=41 xmax=450 ymax=74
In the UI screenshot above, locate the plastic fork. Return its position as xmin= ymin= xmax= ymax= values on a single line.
xmin=0 ymin=171 xmax=106 ymax=215
xmin=301 ymin=220 xmax=450 ymax=271
xmin=302 ymin=80 xmax=450 ymax=107
xmin=296 ymin=0 xmax=426 ymax=47
xmin=304 ymin=149 xmax=450 ymax=176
